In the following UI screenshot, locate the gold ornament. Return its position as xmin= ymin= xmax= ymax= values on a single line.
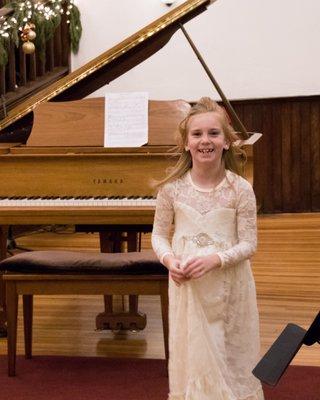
xmin=27 ymin=30 xmax=36 ymax=41
xmin=22 ymin=41 xmax=35 ymax=54
xmin=21 ymin=23 xmax=36 ymax=55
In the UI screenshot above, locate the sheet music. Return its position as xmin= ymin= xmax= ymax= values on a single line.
xmin=104 ymin=92 xmax=148 ymax=147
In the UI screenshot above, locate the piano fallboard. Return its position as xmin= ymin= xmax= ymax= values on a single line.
xmin=0 ymin=149 xmax=179 ymax=197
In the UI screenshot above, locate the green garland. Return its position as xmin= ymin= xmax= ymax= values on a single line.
xmin=69 ymin=2 xmax=81 ymax=53
xmin=0 ymin=0 xmax=82 ymax=66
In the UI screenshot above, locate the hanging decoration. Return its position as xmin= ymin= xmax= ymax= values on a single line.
xmin=21 ymin=22 xmax=36 ymax=54
xmin=0 ymin=0 xmax=82 ymax=66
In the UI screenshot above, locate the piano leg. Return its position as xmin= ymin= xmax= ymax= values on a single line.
xmin=96 ymin=230 xmax=146 ymax=331
xmin=127 ymin=231 xmax=141 ymax=323
xmin=99 ymin=231 xmax=122 ymax=318
xmin=0 ymin=225 xmax=9 ymax=337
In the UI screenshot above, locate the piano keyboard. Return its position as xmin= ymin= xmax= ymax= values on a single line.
xmin=0 ymin=196 xmax=156 ymax=207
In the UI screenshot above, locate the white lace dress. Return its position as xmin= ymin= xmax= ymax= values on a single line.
xmin=151 ymin=170 xmax=264 ymax=400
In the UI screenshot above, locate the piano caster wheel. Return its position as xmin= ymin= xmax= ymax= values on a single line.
xmin=95 ymin=311 xmax=147 ymax=331
xmin=111 ymin=322 xmax=123 ymax=334
xmin=130 ymin=323 xmax=140 ymax=333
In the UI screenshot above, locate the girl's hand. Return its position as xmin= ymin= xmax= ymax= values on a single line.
xmin=163 ymin=254 xmax=189 ymax=286
xmin=183 ymin=254 xmax=221 ymax=279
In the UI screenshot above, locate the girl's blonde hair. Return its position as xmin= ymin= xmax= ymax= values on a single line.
xmin=156 ymin=97 xmax=245 ymax=187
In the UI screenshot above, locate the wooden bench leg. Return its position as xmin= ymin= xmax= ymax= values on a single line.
xmin=0 ymin=225 xmax=8 ymax=337
xmin=6 ymin=281 xmax=18 ymax=377
xmin=23 ymin=295 xmax=33 ymax=359
xmin=160 ymin=280 xmax=169 ymax=363
xmin=0 ymin=274 xmax=7 ymax=337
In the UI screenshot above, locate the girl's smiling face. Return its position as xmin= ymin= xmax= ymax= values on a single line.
xmin=185 ymin=112 xmax=229 ymax=167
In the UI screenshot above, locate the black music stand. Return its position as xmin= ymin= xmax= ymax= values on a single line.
xmin=252 ymin=312 xmax=320 ymax=386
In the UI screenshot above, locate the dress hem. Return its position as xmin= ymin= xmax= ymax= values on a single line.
xmin=168 ymin=368 xmax=236 ymax=400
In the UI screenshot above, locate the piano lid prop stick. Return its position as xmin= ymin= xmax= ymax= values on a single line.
xmin=179 ymin=23 xmax=249 ymax=140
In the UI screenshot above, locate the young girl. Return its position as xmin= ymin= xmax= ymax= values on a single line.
xmin=151 ymin=98 xmax=264 ymax=400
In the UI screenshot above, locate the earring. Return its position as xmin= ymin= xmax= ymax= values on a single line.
xmin=224 ymin=144 xmax=229 ymax=150
xmin=185 ymin=146 xmax=189 ymax=152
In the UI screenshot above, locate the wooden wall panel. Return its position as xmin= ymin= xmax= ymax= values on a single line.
xmin=281 ymin=102 xmax=294 ymax=211
xmin=300 ymin=101 xmax=311 ymax=211
xmin=271 ymin=102 xmax=283 ymax=211
xmin=310 ymin=102 xmax=320 ymax=211
xmin=232 ymin=96 xmax=320 ymax=213
xmin=290 ymin=102 xmax=301 ymax=211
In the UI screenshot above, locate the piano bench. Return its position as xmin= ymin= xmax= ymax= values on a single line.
xmin=0 ymin=250 xmax=168 ymax=377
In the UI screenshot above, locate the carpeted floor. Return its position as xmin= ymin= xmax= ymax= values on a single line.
xmin=0 ymin=356 xmax=319 ymax=400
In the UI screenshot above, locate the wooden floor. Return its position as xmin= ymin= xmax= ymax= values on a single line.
xmin=0 ymin=213 xmax=319 ymax=366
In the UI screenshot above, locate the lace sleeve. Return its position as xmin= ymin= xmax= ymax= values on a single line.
xmin=151 ymin=183 xmax=175 ymax=263
xmin=217 ymin=179 xmax=257 ymax=268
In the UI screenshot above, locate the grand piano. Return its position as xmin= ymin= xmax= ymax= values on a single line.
xmin=0 ymin=0 xmax=256 ymax=334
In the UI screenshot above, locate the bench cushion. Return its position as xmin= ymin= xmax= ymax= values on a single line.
xmin=0 ymin=250 xmax=167 ymax=275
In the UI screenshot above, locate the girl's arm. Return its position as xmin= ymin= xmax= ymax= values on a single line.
xmin=151 ymin=185 xmax=175 ymax=264
xmin=216 ymin=180 xmax=257 ymax=268
xmin=152 ymin=184 xmax=187 ymax=285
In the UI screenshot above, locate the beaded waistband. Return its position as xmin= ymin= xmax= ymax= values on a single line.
xmin=183 ymin=232 xmax=225 ymax=249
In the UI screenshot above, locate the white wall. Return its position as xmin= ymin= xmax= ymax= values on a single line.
xmin=72 ymin=0 xmax=320 ymax=101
